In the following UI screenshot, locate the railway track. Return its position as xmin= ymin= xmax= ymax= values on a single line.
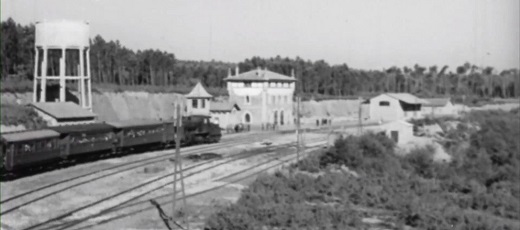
xmin=10 ymin=136 xmax=326 ymax=230
xmin=1 ymin=131 xmax=325 ymax=230
xmin=1 ymin=130 xmax=282 ymax=201
xmin=63 ymin=141 xmax=325 ymax=230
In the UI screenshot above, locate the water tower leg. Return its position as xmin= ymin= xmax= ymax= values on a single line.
xmin=33 ymin=48 xmax=39 ymax=103
xmin=79 ymin=48 xmax=86 ymax=108
xmin=59 ymin=48 xmax=66 ymax=102
xmin=86 ymin=48 xmax=92 ymax=111
xmin=40 ymin=48 xmax=48 ymax=102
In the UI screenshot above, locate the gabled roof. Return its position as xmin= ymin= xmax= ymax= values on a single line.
xmin=422 ymin=98 xmax=451 ymax=107
xmin=31 ymin=102 xmax=96 ymax=120
xmin=210 ymin=101 xmax=240 ymax=112
xmin=384 ymin=93 xmax=429 ymax=105
xmin=224 ymin=68 xmax=296 ymax=82
xmin=1 ymin=129 xmax=60 ymax=142
xmin=186 ymin=82 xmax=213 ymax=98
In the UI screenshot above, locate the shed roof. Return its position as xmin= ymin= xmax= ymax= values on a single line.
xmin=185 ymin=82 xmax=213 ymax=98
xmin=210 ymin=101 xmax=240 ymax=112
xmin=1 ymin=129 xmax=60 ymax=142
xmin=224 ymin=68 xmax=296 ymax=82
xmin=422 ymin=98 xmax=451 ymax=107
xmin=384 ymin=93 xmax=429 ymax=105
xmin=106 ymin=120 xmax=170 ymax=129
xmin=48 ymin=123 xmax=114 ymax=134
xmin=31 ymin=102 xmax=96 ymax=120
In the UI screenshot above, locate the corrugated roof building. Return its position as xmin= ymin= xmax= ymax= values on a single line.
xmin=421 ymin=98 xmax=457 ymax=117
xmin=368 ymin=93 xmax=426 ymax=122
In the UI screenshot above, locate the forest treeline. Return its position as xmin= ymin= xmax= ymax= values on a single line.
xmin=2 ymin=18 xmax=519 ymax=98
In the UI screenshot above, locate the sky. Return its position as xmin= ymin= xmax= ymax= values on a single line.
xmin=1 ymin=0 xmax=519 ymax=71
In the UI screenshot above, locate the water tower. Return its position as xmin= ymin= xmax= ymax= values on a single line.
xmin=33 ymin=20 xmax=92 ymax=111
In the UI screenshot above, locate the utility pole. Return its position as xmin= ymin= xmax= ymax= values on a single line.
xmin=173 ymin=104 xmax=189 ymax=229
xmin=358 ymin=97 xmax=363 ymax=135
xmin=296 ymin=96 xmax=301 ymax=162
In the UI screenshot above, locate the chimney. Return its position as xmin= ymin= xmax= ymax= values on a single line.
xmin=235 ymin=66 xmax=239 ymax=76
xmin=291 ymin=68 xmax=295 ymax=78
xmin=227 ymin=68 xmax=231 ymax=77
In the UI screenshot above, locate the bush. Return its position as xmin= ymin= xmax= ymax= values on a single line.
xmin=206 ymin=111 xmax=520 ymax=229
xmin=0 ymin=103 xmax=47 ymax=129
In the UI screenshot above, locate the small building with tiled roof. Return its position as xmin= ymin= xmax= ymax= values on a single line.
xmin=224 ymin=66 xmax=296 ymax=129
xmin=421 ymin=98 xmax=456 ymax=117
xmin=368 ymin=93 xmax=426 ymax=122
xmin=185 ymin=82 xmax=213 ymax=116
xmin=209 ymin=101 xmax=241 ymax=129
xmin=30 ymin=102 xmax=97 ymax=126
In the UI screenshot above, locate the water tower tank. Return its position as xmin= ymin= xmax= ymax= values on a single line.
xmin=33 ymin=20 xmax=92 ymax=111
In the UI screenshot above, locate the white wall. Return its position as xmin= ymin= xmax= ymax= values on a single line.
xmin=382 ymin=121 xmax=414 ymax=144
xmin=369 ymin=94 xmax=403 ymax=121
xmin=227 ymin=81 xmax=294 ymax=126
xmin=187 ymin=98 xmax=210 ymax=116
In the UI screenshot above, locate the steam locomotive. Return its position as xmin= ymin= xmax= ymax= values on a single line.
xmin=0 ymin=115 xmax=221 ymax=172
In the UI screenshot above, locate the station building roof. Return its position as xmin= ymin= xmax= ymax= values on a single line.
xmin=185 ymin=82 xmax=213 ymax=99
xmin=30 ymin=102 xmax=96 ymax=120
xmin=210 ymin=101 xmax=240 ymax=112
xmin=224 ymin=68 xmax=296 ymax=82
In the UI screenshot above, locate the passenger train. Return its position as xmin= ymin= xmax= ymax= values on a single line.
xmin=0 ymin=115 xmax=221 ymax=172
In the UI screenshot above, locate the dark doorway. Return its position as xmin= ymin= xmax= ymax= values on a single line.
xmin=390 ymin=131 xmax=399 ymax=143
xmin=245 ymin=113 xmax=251 ymax=123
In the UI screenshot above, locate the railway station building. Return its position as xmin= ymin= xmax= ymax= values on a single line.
xmin=224 ymin=66 xmax=296 ymax=129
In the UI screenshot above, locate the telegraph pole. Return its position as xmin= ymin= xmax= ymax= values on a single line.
xmin=173 ymin=104 xmax=189 ymax=229
xmin=358 ymin=97 xmax=363 ymax=135
xmin=296 ymin=96 xmax=301 ymax=162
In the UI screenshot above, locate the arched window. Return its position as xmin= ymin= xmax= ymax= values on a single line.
xmin=245 ymin=113 xmax=251 ymax=123
xmin=273 ymin=111 xmax=278 ymax=124
xmin=246 ymin=96 xmax=250 ymax=104
xmin=278 ymin=95 xmax=281 ymax=104
xmin=280 ymin=111 xmax=284 ymax=125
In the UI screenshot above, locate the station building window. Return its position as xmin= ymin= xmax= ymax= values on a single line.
xmin=192 ymin=99 xmax=198 ymax=108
